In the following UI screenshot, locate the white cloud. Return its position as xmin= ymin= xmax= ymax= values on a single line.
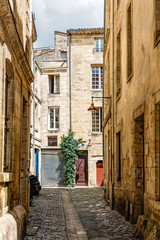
xmin=32 ymin=0 xmax=104 ymax=48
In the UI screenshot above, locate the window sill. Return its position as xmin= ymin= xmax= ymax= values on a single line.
xmin=91 ymin=89 xmax=103 ymax=92
xmin=48 ymin=93 xmax=60 ymax=96
xmin=47 ymin=146 xmax=59 ymax=148
xmin=48 ymin=129 xmax=59 ymax=133
xmin=91 ymin=132 xmax=102 ymax=135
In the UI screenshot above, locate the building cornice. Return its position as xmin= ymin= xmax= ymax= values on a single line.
xmin=67 ymin=28 xmax=104 ymax=36
xmin=0 ymin=0 xmax=34 ymax=85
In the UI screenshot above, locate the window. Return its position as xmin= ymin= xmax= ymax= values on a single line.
xmin=94 ymin=39 xmax=104 ymax=52
xmin=49 ymin=108 xmax=59 ymax=130
xmin=116 ymin=132 xmax=121 ymax=181
xmin=155 ymin=0 xmax=160 ymax=43
xmin=92 ymin=67 xmax=103 ymax=90
xmin=127 ymin=2 xmax=133 ymax=80
xmin=49 ymin=75 xmax=60 ymax=94
xmin=48 ymin=136 xmax=57 ymax=146
xmin=92 ymin=108 xmax=102 ymax=133
xmin=116 ymin=30 xmax=121 ymax=95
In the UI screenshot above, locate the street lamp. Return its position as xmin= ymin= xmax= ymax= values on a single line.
xmin=88 ymin=96 xmax=111 ymax=111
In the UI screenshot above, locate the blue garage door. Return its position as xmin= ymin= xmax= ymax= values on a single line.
xmin=41 ymin=150 xmax=65 ymax=187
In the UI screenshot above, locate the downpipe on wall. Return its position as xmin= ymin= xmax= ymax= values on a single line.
xmin=110 ymin=0 xmax=115 ymax=210
xmin=32 ymin=58 xmax=36 ymax=175
xmin=69 ymin=34 xmax=72 ymax=131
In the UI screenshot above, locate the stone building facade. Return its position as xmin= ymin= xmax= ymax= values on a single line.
xmin=103 ymin=0 xmax=160 ymax=235
xmin=33 ymin=29 xmax=104 ymax=187
xmin=34 ymin=31 xmax=69 ymax=187
xmin=0 ymin=0 xmax=36 ymax=238
xmin=67 ymin=28 xmax=104 ymax=186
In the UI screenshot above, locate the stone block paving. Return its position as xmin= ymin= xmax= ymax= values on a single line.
xmin=24 ymin=188 xmax=137 ymax=240
xmin=24 ymin=189 xmax=68 ymax=240
xmin=69 ymin=187 xmax=137 ymax=240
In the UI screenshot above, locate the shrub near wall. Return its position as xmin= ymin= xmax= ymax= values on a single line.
xmin=60 ymin=130 xmax=82 ymax=187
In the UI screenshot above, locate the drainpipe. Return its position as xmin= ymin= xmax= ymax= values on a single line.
xmin=110 ymin=0 xmax=115 ymax=209
xmin=159 ymin=104 xmax=160 ymax=200
xmin=32 ymin=58 xmax=35 ymax=175
xmin=103 ymin=0 xmax=106 ymax=158
xmin=103 ymin=0 xmax=106 ymax=192
xmin=69 ymin=34 xmax=72 ymax=131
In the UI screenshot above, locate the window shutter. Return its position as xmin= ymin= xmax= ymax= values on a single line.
xmin=49 ymin=76 xmax=55 ymax=93
xmin=55 ymin=76 xmax=60 ymax=93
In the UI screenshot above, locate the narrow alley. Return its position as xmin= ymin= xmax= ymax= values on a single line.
xmin=25 ymin=188 xmax=136 ymax=240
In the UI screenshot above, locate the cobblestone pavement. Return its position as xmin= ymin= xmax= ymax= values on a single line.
xmin=69 ymin=188 xmax=136 ymax=240
xmin=24 ymin=188 xmax=137 ymax=240
xmin=24 ymin=189 xmax=68 ymax=240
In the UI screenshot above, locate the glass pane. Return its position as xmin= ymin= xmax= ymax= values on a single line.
xmin=55 ymin=108 xmax=59 ymax=129
xmin=49 ymin=76 xmax=54 ymax=93
xmin=50 ymin=109 xmax=54 ymax=128
xmin=92 ymin=110 xmax=100 ymax=132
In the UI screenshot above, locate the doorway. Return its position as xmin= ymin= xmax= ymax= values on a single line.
xmin=96 ymin=161 xmax=103 ymax=186
xmin=35 ymin=149 xmax=39 ymax=180
xmin=76 ymin=151 xmax=88 ymax=186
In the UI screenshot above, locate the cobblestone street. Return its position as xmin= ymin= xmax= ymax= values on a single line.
xmin=24 ymin=188 xmax=136 ymax=240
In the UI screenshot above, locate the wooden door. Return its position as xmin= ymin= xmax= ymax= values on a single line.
xmin=76 ymin=158 xmax=87 ymax=186
xmin=96 ymin=162 xmax=103 ymax=186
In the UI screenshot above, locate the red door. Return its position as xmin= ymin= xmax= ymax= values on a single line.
xmin=96 ymin=162 xmax=103 ymax=186
xmin=76 ymin=158 xmax=87 ymax=186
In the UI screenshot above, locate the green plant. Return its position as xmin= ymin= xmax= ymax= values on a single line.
xmin=60 ymin=129 xmax=82 ymax=187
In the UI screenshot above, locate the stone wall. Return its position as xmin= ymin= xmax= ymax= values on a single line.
xmin=67 ymin=29 xmax=104 ymax=186
xmin=34 ymin=29 xmax=104 ymax=186
xmin=33 ymin=32 xmax=69 ymax=185
xmin=103 ymin=0 xmax=160 ymax=228
xmin=0 ymin=0 xmax=36 ymax=238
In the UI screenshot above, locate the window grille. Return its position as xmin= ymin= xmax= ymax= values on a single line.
xmin=92 ymin=108 xmax=102 ymax=133
xmin=48 ymin=136 xmax=57 ymax=146
xmin=94 ymin=39 xmax=104 ymax=52
xmin=49 ymin=108 xmax=59 ymax=130
xmin=92 ymin=67 xmax=103 ymax=90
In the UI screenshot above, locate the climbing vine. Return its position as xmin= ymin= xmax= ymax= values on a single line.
xmin=60 ymin=130 xmax=82 ymax=187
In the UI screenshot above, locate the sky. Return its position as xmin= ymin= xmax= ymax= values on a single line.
xmin=32 ymin=0 xmax=104 ymax=48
